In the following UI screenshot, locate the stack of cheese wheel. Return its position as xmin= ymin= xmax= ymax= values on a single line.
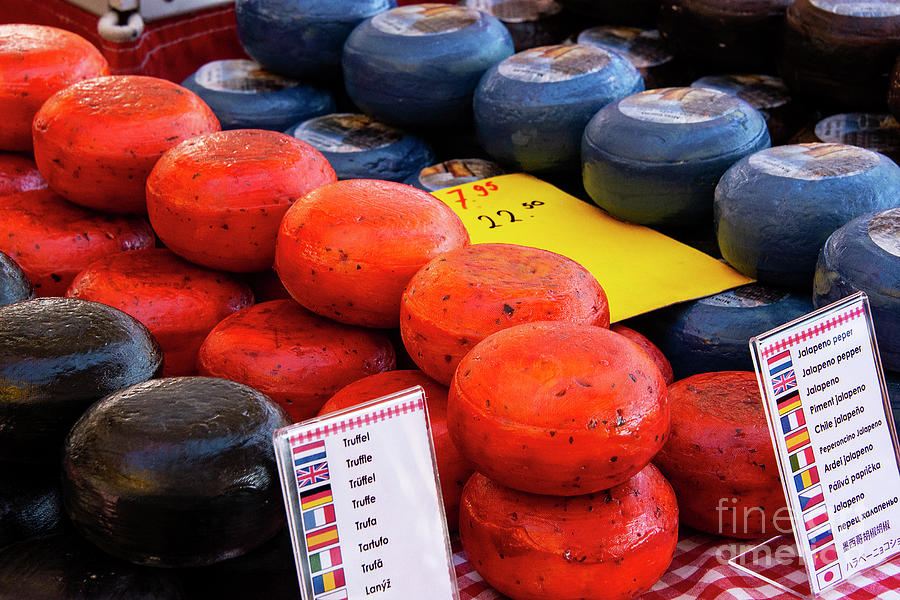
xmin=450 ymin=321 xmax=678 ymax=600
xmin=715 ymin=143 xmax=900 ymax=287
xmin=342 ymin=4 xmax=514 ymax=129
xmin=582 ymin=87 xmax=770 ymax=230
xmin=474 ymin=44 xmax=643 ymax=174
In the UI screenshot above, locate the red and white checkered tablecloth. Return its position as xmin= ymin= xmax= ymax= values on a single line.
xmin=453 ymin=531 xmax=900 ymax=600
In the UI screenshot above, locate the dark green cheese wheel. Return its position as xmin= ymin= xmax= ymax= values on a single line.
xmin=813 ymin=208 xmax=900 ymax=372
xmin=235 ymin=0 xmax=395 ymax=80
xmin=715 ymin=143 xmax=900 ymax=287
xmin=181 ymin=59 xmax=335 ymax=131
xmin=0 ymin=250 xmax=33 ymax=306
xmin=0 ymin=531 xmax=186 ymax=599
xmin=0 ymin=463 xmax=62 ymax=548
xmin=631 ymin=283 xmax=813 ymax=380
xmin=779 ymin=0 xmax=900 ymax=111
xmin=62 ymin=377 xmax=291 ymax=567
xmin=658 ymin=0 xmax=791 ymax=73
xmin=582 ymin=87 xmax=770 ymax=229
xmin=559 ymin=0 xmax=661 ymax=26
xmin=342 ymin=4 xmax=514 ymax=129
xmin=460 ymin=0 xmax=573 ymax=51
xmin=475 ymin=44 xmax=644 ymax=174
xmin=0 ymin=297 xmax=162 ymax=463
xmin=577 ymin=26 xmax=679 ymax=90
xmin=287 ymin=113 xmax=434 ymax=181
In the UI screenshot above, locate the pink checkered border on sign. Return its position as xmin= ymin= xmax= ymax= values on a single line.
xmin=761 ymin=306 xmax=864 ymax=358
xmin=287 ymin=398 xmax=426 ymax=444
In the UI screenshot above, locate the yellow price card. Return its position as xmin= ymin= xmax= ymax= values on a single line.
xmin=433 ymin=173 xmax=753 ymax=322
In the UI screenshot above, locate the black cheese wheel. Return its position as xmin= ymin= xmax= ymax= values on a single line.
xmin=0 ymin=463 xmax=62 ymax=548
xmin=0 ymin=530 xmax=186 ymax=599
xmin=0 ymin=298 xmax=162 ymax=463
xmin=62 ymin=377 xmax=291 ymax=567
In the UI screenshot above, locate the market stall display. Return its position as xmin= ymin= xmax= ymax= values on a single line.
xmin=1 ymin=3 xmax=899 ymax=598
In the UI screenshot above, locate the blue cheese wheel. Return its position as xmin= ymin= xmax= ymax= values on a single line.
xmin=577 ymin=26 xmax=678 ymax=89
xmin=342 ymin=4 xmax=514 ymax=129
xmin=235 ymin=0 xmax=395 ymax=80
xmin=691 ymin=74 xmax=800 ymax=144
xmin=582 ymin=87 xmax=770 ymax=229
xmin=288 ymin=113 xmax=434 ymax=181
xmin=813 ymin=113 xmax=900 ymax=164
xmin=403 ymin=158 xmax=505 ymax=192
xmin=475 ymin=44 xmax=643 ymax=173
xmin=715 ymin=143 xmax=900 ymax=287
xmin=813 ymin=208 xmax=900 ymax=372
xmin=181 ymin=59 xmax=335 ymax=132
xmin=633 ymin=283 xmax=814 ymax=379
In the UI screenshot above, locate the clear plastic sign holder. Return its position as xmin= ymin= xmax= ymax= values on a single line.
xmin=273 ymin=386 xmax=459 ymax=600
xmin=736 ymin=292 xmax=900 ymax=598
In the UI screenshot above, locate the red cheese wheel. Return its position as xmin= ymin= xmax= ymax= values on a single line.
xmin=653 ymin=371 xmax=787 ymax=539
xmin=448 ymin=321 xmax=669 ymax=495
xmin=147 ymin=130 xmax=336 ymax=272
xmin=0 ymin=189 xmax=154 ymax=297
xmin=400 ymin=243 xmax=610 ymax=385
xmin=32 ymin=75 xmax=220 ymax=214
xmin=610 ymin=323 xmax=674 ymax=385
xmin=460 ymin=465 xmax=679 ymax=600
xmin=318 ymin=370 xmax=475 ymax=531
xmin=0 ymin=153 xmax=46 ymax=197
xmin=197 ymin=299 xmax=396 ymax=421
xmin=66 ymin=248 xmax=255 ymax=376
xmin=274 ymin=179 xmax=470 ymax=328
xmin=0 ymin=25 xmax=109 ymax=152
